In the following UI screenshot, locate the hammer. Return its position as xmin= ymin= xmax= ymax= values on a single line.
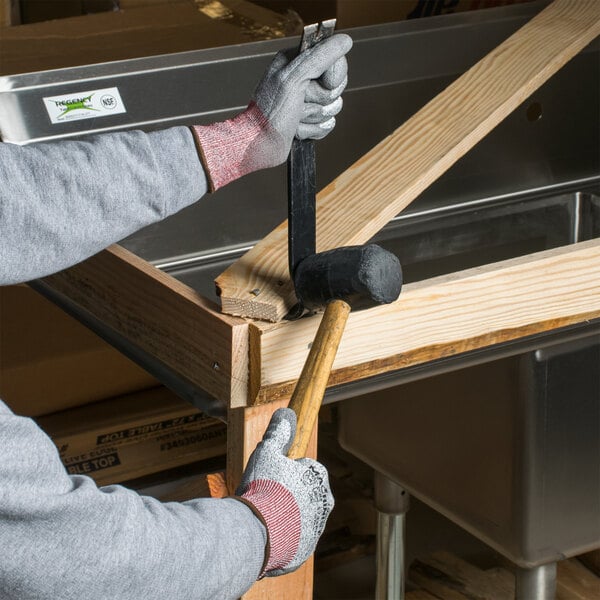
xmin=286 ymin=244 xmax=402 ymax=458
xmin=284 ymin=22 xmax=402 ymax=459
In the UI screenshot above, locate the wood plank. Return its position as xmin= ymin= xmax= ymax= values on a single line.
xmin=578 ymin=549 xmax=600 ymax=577
xmin=409 ymin=560 xmax=471 ymax=600
xmin=557 ymin=558 xmax=600 ymax=600
xmin=38 ymin=245 xmax=250 ymax=407
xmin=216 ymin=0 xmax=600 ymax=322
xmin=249 ymin=240 xmax=600 ymax=403
xmin=227 ymin=399 xmax=318 ymax=600
xmin=422 ymin=552 xmax=513 ymax=600
xmin=408 ymin=556 xmax=599 ymax=600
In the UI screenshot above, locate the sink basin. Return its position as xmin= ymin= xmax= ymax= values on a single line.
xmin=165 ymin=188 xmax=600 ymax=300
xmin=336 ymin=188 xmax=600 ymax=568
xmin=338 ymin=333 xmax=600 ymax=568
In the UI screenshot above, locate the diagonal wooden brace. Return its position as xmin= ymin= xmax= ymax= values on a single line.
xmin=215 ymin=0 xmax=600 ymax=323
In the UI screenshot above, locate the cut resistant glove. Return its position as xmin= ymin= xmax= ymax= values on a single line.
xmin=191 ymin=33 xmax=352 ymax=191
xmin=236 ymin=408 xmax=334 ymax=577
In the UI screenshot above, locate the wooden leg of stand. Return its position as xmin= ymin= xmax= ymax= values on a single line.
xmin=228 ymin=399 xmax=318 ymax=600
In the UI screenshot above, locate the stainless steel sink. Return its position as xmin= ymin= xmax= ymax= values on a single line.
xmin=163 ymin=187 xmax=600 ymax=298
xmin=336 ymin=189 xmax=600 ymax=597
xmin=338 ymin=334 xmax=600 ymax=567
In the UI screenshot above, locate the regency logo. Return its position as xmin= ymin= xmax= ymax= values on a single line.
xmin=52 ymin=94 xmax=99 ymax=118
xmin=43 ymin=87 xmax=127 ymax=124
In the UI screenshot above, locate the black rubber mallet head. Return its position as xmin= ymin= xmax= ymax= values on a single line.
xmin=293 ymin=243 xmax=402 ymax=313
xmin=286 ymin=243 xmax=402 ymax=459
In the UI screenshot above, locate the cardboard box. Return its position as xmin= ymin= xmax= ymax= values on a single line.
xmin=0 ymin=0 xmax=301 ymax=76
xmin=37 ymin=386 xmax=227 ymax=485
xmin=0 ymin=285 xmax=158 ymax=417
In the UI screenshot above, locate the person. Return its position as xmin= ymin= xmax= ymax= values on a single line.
xmin=0 ymin=33 xmax=352 ymax=600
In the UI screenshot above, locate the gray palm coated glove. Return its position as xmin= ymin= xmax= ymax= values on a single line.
xmin=236 ymin=408 xmax=334 ymax=577
xmin=191 ymin=33 xmax=352 ymax=190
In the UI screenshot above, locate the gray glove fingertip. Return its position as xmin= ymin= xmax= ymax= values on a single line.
xmin=262 ymin=407 xmax=297 ymax=454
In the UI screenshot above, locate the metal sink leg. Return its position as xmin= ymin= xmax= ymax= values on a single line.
xmin=515 ymin=563 xmax=557 ymax=600
xmin=374 ymin=472 xmax=410 ymax=600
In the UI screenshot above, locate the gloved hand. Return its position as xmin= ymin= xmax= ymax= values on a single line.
xmin=236 ymin=408 xmax=334 ymax=577
xmin=191 ymin=33 xmax=352 ymax=191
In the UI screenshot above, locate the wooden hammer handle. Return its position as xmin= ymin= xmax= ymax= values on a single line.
xmin=287 ymin=299 xmax=351 ymax=459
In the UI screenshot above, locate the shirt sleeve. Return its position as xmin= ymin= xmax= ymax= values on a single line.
xmin=0 ymin=126 xmax=208 ymax=285
xmin=0 ymin=399 xmax=266 ymax=600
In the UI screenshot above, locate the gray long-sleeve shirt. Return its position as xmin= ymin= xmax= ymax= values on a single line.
xmin=0 ymin=127 xmax=266 ymax=599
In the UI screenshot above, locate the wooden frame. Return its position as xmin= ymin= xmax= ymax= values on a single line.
xmin=40 ymin=238 xmax=600 ymax=411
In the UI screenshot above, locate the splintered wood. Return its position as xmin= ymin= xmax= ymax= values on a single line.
xmin=216 ymin=0 xmax=600 ymax=322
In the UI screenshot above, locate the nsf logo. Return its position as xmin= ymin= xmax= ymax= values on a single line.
xmin=100 ymin=94 xmax=118 ymax=110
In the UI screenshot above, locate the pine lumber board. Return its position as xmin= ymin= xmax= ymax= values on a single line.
xmin=227 ymin=399 xmax=317 ymax=600
xmin=249 ymin=239 xmax=600 ymax=404
xmin=38 ymin=245 xmax=250 ymax=407
xmin=239 ymin=557 xmax=314 ymax=600
xmin=215 ymin=0 xmax=600 ymax=322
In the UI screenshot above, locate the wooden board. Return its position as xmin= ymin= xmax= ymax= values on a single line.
xmin=216 ymin=0 xmax=600 ymax=322
xmin=38 ymin=245 xmax=250 ymax=407
xmin=557 ymin=558 xmax=600 ymax=600
xmin=227 ymin=399 xmax=318 ymax=600
xmin=407 ymin=553 xmax=600 ymax=600
xmin=410 ymin=552 xmax=513 ymax=600
xmin=249 ymin=240 xmax=600 ymax=403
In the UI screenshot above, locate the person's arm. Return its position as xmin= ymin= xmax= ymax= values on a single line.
xmin=0 ymin=33 xmax=351 ymax=599
xmin=0 ymin=127 xmax=206 ymax=285
xmin=0 ymin=34 xmax=351 ymax=286
xmin=0 ymin=399 xmax=266 ymax=600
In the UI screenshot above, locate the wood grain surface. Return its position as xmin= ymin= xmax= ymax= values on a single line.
xmin=287 ymin=299 xmax=350 ymax=459
xmin=249 ymin=239 xmax=600 ymax=403
xmin=227 ymin=399 xmax=318 ymax=600
xmin=216 ymin=0 xmax=600 ymax=322
xmin=39 ymin=245 xmax=250 ymax=407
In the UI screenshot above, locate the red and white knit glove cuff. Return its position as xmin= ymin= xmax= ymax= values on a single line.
xmin=241 ymin=479 xmax=301 ymax=576
xmin=190 ymin=101 xmax=268 ymax=192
